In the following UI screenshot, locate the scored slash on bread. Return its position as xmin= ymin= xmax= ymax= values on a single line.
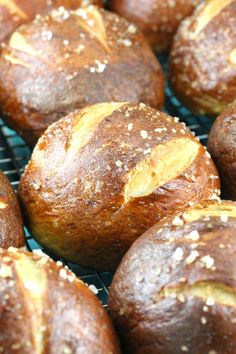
xmin=18 ymin=102 xmax=219 ymax=270
xmin=170 ymin=0 xmax=236 ymax=116
xmin=0 ymin=247 xmax=120 ymax=353
xmin=108 ymin=200 xmax=236 ymax=354
xmin=0 ymin=0 xmax=103 ymax=43
xmin=0 ymin=6 xmax=164 ymax=146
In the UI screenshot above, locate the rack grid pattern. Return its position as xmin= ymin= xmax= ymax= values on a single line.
xmin=0 ymin=56 xmax=213 ymax=306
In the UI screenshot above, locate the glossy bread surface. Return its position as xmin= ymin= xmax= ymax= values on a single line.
xmin=109 ymin=200 xmax=236 ymax=354
xmin=0 ymin=0 xmax=103 ymax=43
xmin=170 ymin=0 xmax=236 ymax=115
xmin=109 ymin=0 xmax=198 ymax=52
xmin=0 ymin=170 xmax=24 ymax=248
xmin=208 ymin=101 xmax=236 ymax=198
xmin=0 ymin=248 xmax=120 ymax=353
xmin=18 ymin=102 xmax=219 ymax=270
xmin=0 ymin=6 xmax=164 ymax=146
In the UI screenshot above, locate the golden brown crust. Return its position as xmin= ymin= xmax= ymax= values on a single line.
xmin=0 ymin=0 xmax=103 ymax=43
xmin=0 ymin=248 xmax=120 ymax=353
xmin=0 ymin=6 xmax=164 ymax=146
xmin=108 ymin=0 xmax=199 ymax=52
xmin=108 ymin=200 xmax=236 ymax=354
xmin=0 ymin=170 xmax=24 ymax=248
xmin=208 ymin=101 xmax=236 ymax=198
xmin=169 ymin=0 xmax=236 ymax=116
xmin=18 ymin=102 xmax=219 ymax=270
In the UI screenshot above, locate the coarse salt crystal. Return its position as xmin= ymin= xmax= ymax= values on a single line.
xmin=173 ymin=247 xmax=184 ymax=262
xmin=172 ymin=216 xmax=184 ymax=226
xmin=140 ymin=130 xmax=148 ymax=139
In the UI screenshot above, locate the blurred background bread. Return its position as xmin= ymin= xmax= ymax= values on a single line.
xmin=0 ymin=247 xmax=120 ymax=353
xmin=208 ymin=101 xmax=236 ymax=199
xmin=109 ymin=200 xmax=236 ymax=354
xmin=0 ymin=0 xmax=103 ymax=43
xmin=0 ymin=5 xmax=164 ymax=146
xmin=0 ymin=170 xmax=24 ymax=248
xmin=108 ymin=0 xmax=199 ymax=52
xmin=170 ymin=0 xmax=236 ymax=116
xmin=18 ymin=102 xmax=219 ymax=270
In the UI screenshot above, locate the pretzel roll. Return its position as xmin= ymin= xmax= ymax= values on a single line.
xmin=0 ymin=0 xmax=103 ymax=44
xmin=170 ymin=0 xmax=236 ymax=116
xmin=0 ymin=6 xmax=164 ymax=146
xmin=108 ymin=0 xmax=199 ymax=52
xmin=0 ymin=248 xmax=120 ymax=353
xmin=18 ymin=102 xmax=219 ymax=270
xmin=208 ymin=101 xmax=236 ymax=199
xmin=109 ymin=200 xmax=236 ymax=354
xmin=0 ymin=170 xmax=24 ymax=248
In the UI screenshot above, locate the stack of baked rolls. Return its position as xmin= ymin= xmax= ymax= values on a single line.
xmin=18 ymin=102 xmax=220 ymax=270
xmin=170 ymin=0 xmax=236 ymax=116
xmin=208 ymin=101 xmax=236 ymax=199
xmin=0 ymin=0 xmax=103 ymax=43
xmin=0 ymin=5 xmax=164 ymax=146
xmin=108 ymin=0 xmax=199 ymax=52
xmin=0 ymin=170 xmax=24 ymax=248
xmin=109 ymin=200 xmax=236 ymax=354
xmin=0 ymin=247 xmax=120 ymax=353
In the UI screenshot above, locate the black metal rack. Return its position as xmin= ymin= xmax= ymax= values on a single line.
xmin=0 ymin=55 xmax=213 ymax=306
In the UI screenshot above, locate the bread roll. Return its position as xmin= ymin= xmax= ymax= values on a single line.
xmin=108 ymin=0 xmax=198 ymax=52
xmin=109 ymin=200 xmax=236 ymax=354
xmin=208 ymin=101 xmax=236 ymax=198
xmin=0 ymin=170 xmax=24 ymax=248
xmin=18 ymin=102 xmax=220 ymax=270
xmin=170 ymin=0 xmax=236 ymax=116
xmin=0 ymin=0 xmax=103 ymax=43
xmin=0 ymin=5 xmax=164 ymax=146
xmin=0 ymin=247 xmax=120 ymax=353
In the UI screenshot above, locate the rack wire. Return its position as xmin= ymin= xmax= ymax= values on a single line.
xmin=0 ymin=55 xmax=213 ymax=306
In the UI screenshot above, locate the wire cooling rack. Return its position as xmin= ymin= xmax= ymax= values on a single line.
xmin=0 ymin=55 xmax=213 ymax=306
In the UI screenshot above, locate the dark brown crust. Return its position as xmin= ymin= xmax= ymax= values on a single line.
xmin=0 ymin=170 xmax=24 ymax=248
xmin=169 ymin=0 xmax=236 ymax=116
xmin=0 ymin=6 xmax=164 ymax=146
xmin=208 ymin=101 xmax=236 ymax=199
xmin=0 ymin=248 xmax=120 ymax=353
xmin=0 ymin=0 xmax=103 ymax=43
xmin=108 ymin=200 xmax=236 ymax=354
xmin=108 ymin=0 xmax=198 ymax=52
xmin=18 ymin=103 xmax=219 ymax=270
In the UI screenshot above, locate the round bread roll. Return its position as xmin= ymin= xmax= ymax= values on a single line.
xmin=18 ymin=102 xmax=220 ymax=270
xmin=0 ymin=0 xmax=103 ymax=43
xmin=0 ymin=170 xmax=24 ymax=248
xmin=0 ymin=247 xmax=120 ymax=353
xmin=169 ymin=0 xmax=236 ymax=116
xmin=108 ymin=0 xmax=199 ymax=52
xmin=208 ymin=101 xmax=236 ymax=199
xmin=0 ymin=6 xmax=164 ymax=146
xmin=109 ymin=200 xmax=236 ymax=354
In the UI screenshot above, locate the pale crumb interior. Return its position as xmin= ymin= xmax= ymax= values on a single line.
xmin=159 ymin=281 xmax=236 ymax=307
xmin=0 ymin=0 xmax=27 ymax=18
xmin=191 ymin=0 xmax=233 ymax=38
xmin=124 ymin=138 xmax=199 ymax=203
xmin=9 ymin=33 xmax=38 ymax=57
xmin=14 ymin=254 xmax=47 ymax=353
xmin=3 ymin=54 xmax=30 ymax=67
xmin=74 ymin=6 xmax=109 ymax=52
xmin=67 ymin=102 xmax=126 ymax=157
xmin=183 ymin=203 xmax=236 ymax=222
xmin=229 ymin=48 xmax=236 ymax=65
xmin=193 ymin=96 xmax=227 ymax=115
xmin=0 ymin=201 xmax=7 ymax=209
